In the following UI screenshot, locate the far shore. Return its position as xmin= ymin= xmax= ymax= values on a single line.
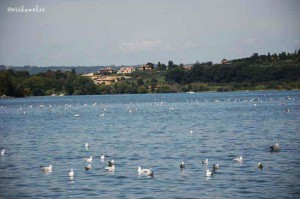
xmin=1 ymin=88 xmax=299 ymax=99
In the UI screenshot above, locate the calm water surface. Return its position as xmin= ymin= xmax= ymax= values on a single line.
xmin=0 ymin=91 xmax=300 ymax=198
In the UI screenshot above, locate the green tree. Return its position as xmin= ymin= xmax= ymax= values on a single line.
xmin=168 ymin=60 xmax=174 ymax=69
xmin=137 ymin=78 xmax=144 ymax=87
xmin=157 ymin=62 xmax=166 ymax=71
xmin=150 ymin=77 xmax=158 ymax=92
xmin=137 ymin=85 xmax=147 ymax=94
xmin=165 ymin=67 xmax=185 ymax=84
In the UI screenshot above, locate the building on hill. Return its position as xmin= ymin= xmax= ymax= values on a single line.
xmin=139 ymin=64 xmax=153 ymax=71
xmin=221 ymin=59 xmax=231 ymax=64
xmin=94 ymin=76 xmax=119 ymax=85
xmin=82 ymin=73 xmax=94 ymax=77
xmin=99 ymin=67 xmax=113 ymax=75
xmin=117 ymin=67 xmax=135 ymax=75
xmin=183 ymin=65 xmax=193 ymax=70
xmin=82 ymin=73 xmax=119 ymax=85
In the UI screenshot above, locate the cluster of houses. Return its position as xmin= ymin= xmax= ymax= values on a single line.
xmin=81 ymin=63 xmax=193 ymax=85
xmin=82 ymin=64 xmax=156 ymax=85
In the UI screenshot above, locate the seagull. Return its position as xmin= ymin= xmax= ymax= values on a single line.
xmin=108 ymin=160 xmax=115 ymax=167
xmin=85 ymin=164 xmax=92 ymax=170
xmin=1 ymin=149 xmax=5 ymax=156
xmin=138 ymin=167 xmax=151 ymax=174
xmin=84 ymin=156 xmax=93 ymax=163
xmin=206 ymin=169 xmax=213 ymax=177
xmin=105 ymin=165 xmax=115 ymax=172
xmin=180 ymin=162 xmax=185 ymax=169
xmin=270 ymin=143 xmax=280 ymax=152
xmin=74 ymin=114 xmax=80 ymax=117
xmin=40 ymin=165 xmax=52 ymax=172
xmin=100 ymin=155 xmax=105 ymax=160
xmin=233 ymin=156 xmax=243 ymax=163
xmin=202 ymin=158 xmax=208 ymax=165
xmin=257 ymin=162 xmax=263 ymax=169
xmin=69 ymin=169 xmax=74 ymax=177
xmin=213 ymin=164 xmax=220 ymax=172
xmin=147 ymin=169 xmax=154 ymax=177
xmin=85 ymin=142 xmax=89 ymax=150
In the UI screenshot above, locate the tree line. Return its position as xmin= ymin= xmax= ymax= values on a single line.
xmin=1 ymin=50 xmax=300 ymax=97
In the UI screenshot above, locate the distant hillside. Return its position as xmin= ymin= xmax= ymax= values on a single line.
xmin=0 ymin=65 xmax=115 ymax=75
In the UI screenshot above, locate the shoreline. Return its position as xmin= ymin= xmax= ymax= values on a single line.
xmin=1 ymin=88 xmax=299 ymax=99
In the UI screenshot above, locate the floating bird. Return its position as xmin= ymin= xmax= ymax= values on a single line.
xmin=202 ymin=158 xmax=208 ymax=165
xmin=85 ymin=164 xmax=92 ymax=170
xmin=147 ymin=169 xmax=154 ymax=177
xmin=74 ymin=114 xmax=80 ymax=117
xmin=270 ymin=143 xmax=280 ymax=152
xmin=84 ymin=156 xmax=93 ymax=163
xmin=69 ymin=169 xmax=74 ymax=177
xmin=85 ymin=142 xmax=89 ymax=150
xmin=40 ymin=165 xmax=52 ymax=172
xmin=100 ymin=155 xmax=105 ymax=160
xmin=257 ymin=162 xmax=263 ymax=169
xmin=99 ymin=113 xmax=105 ymax=117
xmin=105 ymin=165 xmax=115 ymax=172
xmin=206 ymin=169 xmax=213 ymax=177
xmin=108 ymin=160 xmax=115 ymax=167
xmin=1 ymin=149 xmax=5 ymax=156
xmin=286 ymin=109 xmax=290 ymax=112
xmin=138 ymin=167 xmax=151 ymax=174
xmin=233 ymin=156 xmax=243 ymax=163
xmin=213 ymin=164 xmax=220 ymax=172
xmin=180 ymin=162 xmax=185 ymax=169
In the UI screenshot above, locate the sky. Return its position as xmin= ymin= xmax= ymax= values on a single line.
xmin=0 ymin=0 xmax=299 ymax=66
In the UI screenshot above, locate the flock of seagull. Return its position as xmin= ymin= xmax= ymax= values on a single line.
xmin=1 ymin=142 xmax=280 ymax=179
xmin=181 ymin=142 xmax=279 ymax=177
xmin=0 ymin=95 xmax=290 ymax=181
xmin=36 ymin=142 xmax=154 ymax=179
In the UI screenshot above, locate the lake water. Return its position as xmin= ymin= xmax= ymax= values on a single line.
xmin=0 ymin=91 xmax=300 ymax=198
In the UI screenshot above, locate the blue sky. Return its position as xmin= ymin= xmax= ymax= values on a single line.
xmin=0 ymin=0 xmax=299 ymax=66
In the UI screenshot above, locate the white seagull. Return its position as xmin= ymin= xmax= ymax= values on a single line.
xmin=85 ymin=164 xmax=92 ymax=170
xmin=100 ymin=155 xmax=105 ymax=160
xmin=105 ymin=165 xmax=115 ymax=172
xmin=1 ymin=149 xmax=5 ymax=156
xmin=84 ymin=156 xmax=93 ymax=163
xmin=138 ymin=167 xmax=151 ymax=174
xmin=180 ymin=162 xmax=185 ymax=169
xmin=270 ymin=142 xmax=280 ymax=152
xmin=99 ymin=113 xmax=105 ymax=117
xmin=40 ymin=165 xmax=53 ymax=172
xmin=85 ymin=142 xmax=89 ymax=150
xmin=147 ymin=169 xmax=154 ymax=177
xmin=213 ymin=163 xmax=220 ymax=171
xmin=202 ymin=158 xmax=208 ymax=165
xmin=108 ymin=160 xmax=115 ymax=167
xmin=257 ymin=162 xmax=263 ymax=169
xmin=69 ymin=169 xmax=74 ymax=177
xmin=206 ymin=169 xmax=213 ymax=177
xmin=233 ymin=156 xmax=243 ymax=163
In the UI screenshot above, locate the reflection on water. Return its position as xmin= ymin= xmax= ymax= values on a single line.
xmin=0 ymin=91 xmax=300 ymax=198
